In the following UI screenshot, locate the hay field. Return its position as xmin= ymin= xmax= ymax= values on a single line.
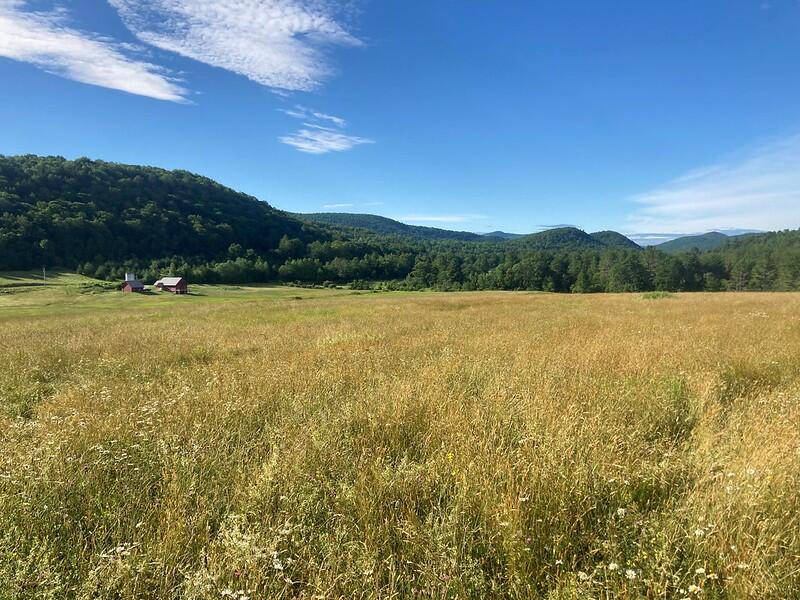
xmin=0 ymin=287 xmax=798 ymax=599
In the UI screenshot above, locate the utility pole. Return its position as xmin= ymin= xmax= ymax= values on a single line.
xmin=39 ymin=240 xmax=50 ymax=287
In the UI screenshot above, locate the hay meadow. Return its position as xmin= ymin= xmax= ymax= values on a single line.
xmin=0 ymin=280 xmax=798 ymax=599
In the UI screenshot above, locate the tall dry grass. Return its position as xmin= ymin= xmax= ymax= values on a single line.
xmin=0 ymin=291 xmax=798 ymax=599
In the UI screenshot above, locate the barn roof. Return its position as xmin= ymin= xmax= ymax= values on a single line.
xmin=159 ymin=277 xmax=185 ymax=286
xmin=124 ymin=280 xmax=144 ymax=289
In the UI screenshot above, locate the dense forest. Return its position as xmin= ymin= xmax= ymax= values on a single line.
xmin=654 ymin=231 xmax=759 ymax=253
xmin=1 ymin=155 xmax=799 ymax=292
xmin=0 ymin=155 xmax=322 ymax=268
xmin=293 ymin=212 xmax=489 ymax=241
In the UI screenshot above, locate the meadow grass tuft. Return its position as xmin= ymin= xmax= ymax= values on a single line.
xmin=641 ymin=291 xmax=675 ymax=300
xmin=0 ymin=289 xmax=798 ymax=599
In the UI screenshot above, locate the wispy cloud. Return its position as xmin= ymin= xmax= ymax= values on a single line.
xmin=108 ymin=0 xmax=361 ymax=93
xmin=397 ymin=214 xmax=488 ymax=224
xmin=279 ymin=102 xmax=372 ymax=154
xmin=320 ymin=201 xmax=383 ymax=210
xmin=279 ymin=127 xmax=373 ymax=154
xmin=280 ymin=105 xmax=346 ymax=127
xmin=628 ymin=134 xmax=800 ymax=233
xmin=0 ymin=0 xmax=186 ymax=101
xmin=624 ymin=233 xmax=684 ymax=246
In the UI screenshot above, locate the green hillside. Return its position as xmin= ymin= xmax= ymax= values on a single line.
xmin=509 ymin=228 xmax=640 ymax=251
xmin=513 ymin=227 xmax=605 ymax=250
xmin=295 ymin=212 xmax=485 ymax=241
xmin=655 ymin=232 xmax=730 ymax=253
xmin=481 ymin=231 xmax=524 ymax=240
xmin=297 ymin=217 xmax=641 ymax=250
xmin=590 ymin=230 xmax=641 ymax=250
xmin=0 ymin=155 xmax=322 ymax=271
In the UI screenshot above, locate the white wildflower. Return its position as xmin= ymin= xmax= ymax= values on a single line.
xmin=695 ymin=567 xmax=705 ymax=575
xmin=617 ymin=508 xmax=626 ymax=517
xmin=688 ymin=584 xmax=702 ymax=594
xmin=608 ymin=562 xmax=619 ymax=571
xmin=625 ymin=569 xmax=636 ymax=580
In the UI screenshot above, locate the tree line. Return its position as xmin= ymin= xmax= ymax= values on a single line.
xmin=72 ymin=230 xmax=800 ymax=293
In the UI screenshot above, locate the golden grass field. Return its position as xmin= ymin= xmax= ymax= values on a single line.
xmin=0 ymin=281 xmax=798 ymax=599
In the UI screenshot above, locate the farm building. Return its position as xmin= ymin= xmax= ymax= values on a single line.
xmin=154 ymin=276 xmax=188 ymax=294
xmin=122 ymin=273 xmax=145 ymax=293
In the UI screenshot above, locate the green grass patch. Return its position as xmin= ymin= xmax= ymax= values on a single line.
xmin=641 ymin=291 xmax=675 ymax=300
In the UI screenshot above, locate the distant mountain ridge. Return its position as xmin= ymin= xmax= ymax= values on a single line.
xmin=481 ymin=231 xmax=524 ymax=240
xmin=294 ymin=212 xmax=486 ymax=241
xmin=655 ymin=231 xmax=761 ymax=253
xmin=508 ymin=227 xmax=640 ymax=250
xmin=297 ymin=213 xmax=641 ymax=250
xmin=590 ymin=230 xmax=642 ymax=250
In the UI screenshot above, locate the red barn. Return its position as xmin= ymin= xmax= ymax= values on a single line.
xmin=122 ymin=273 xmax=145 ymax=293
xmin=154 ymin=277 xmax=188 ymax=294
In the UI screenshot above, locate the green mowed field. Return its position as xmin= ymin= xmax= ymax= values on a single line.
xmin=1 ymin=281 xmax=799 ymax=599
xmin=0 ymin=271 xmax=361 ymax=318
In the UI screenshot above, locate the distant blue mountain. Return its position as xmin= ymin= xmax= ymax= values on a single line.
xmin=481 ymin=231 xmax=524 ymax=240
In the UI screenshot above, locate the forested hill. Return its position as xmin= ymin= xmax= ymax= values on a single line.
xmin=481 ymin=231 xmax=523 ymax=240
xmin=295 ymin=212 xmax=486 ymax=241
xmin=1 ymin=154 xmax=798 ymax=292
xmin=590 ymin=230 xmax=642 ymax=250
xmin=655 ymin=231 xmax=761 ymax=253
xmin=655 ymin=232 xmax=728 ymax=252
xmin=0 ymin=155 xmax=323 ymax=270
xmin=296 ymin=213 xmax=641 ymax=250
xmin=510 ymin=227 xmax=640 ymax=251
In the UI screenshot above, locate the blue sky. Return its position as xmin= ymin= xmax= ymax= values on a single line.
xmin=2 ymin=0 xmax=800 ymax=241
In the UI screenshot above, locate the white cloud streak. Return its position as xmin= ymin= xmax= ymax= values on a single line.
xmin=279 ymin=102 xmax=371 ymax=154
xmin=397 ymin=214 xmax=488 ymax=224
xmin=108 ymin=0 xmax=361 ymax=92
xmin=0 ymin=0 xmax=186 ymax=101
xmin=280 ymin=104 xmax=345 ymax=127
xmin=322 ymin=202 xmax=354 ymax=208
xmin=279 ymin=127 xmax=373 ymax=154
xmin=628 ymin=134 xmax=800 ymax=233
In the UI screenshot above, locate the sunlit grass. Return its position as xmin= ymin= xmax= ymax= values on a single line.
xmin=1 ymin=289 xmax=798 ymax=599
